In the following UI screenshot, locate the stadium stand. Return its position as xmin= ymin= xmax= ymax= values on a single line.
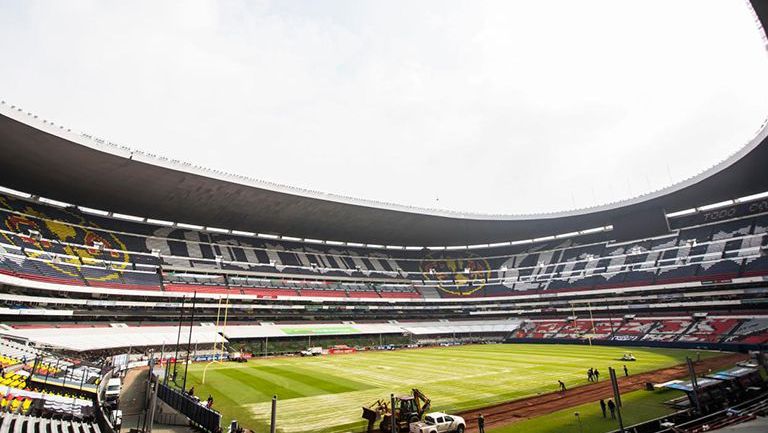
xmin=513 ymin=315 xmax=768 ymax=347
xmin=0 ymin=337 xmax=100 ymax=433
xmin=1 ymin=191 xmax=767 ymax=303
xmin=3 ymin=314 xmax=768 ymax=353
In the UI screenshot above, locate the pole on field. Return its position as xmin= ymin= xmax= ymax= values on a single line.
xmin=588 ymin=302 xmax=596 ymax=346
xmin=607 ymin=304 xmax=616 ymax=334
xmin=203 ymin=294 xmax=230 ymax=384
xmin=609 ymin=367 xmax=625 ymax=433
xmin=181 ymin=291 xmax=197 ymax=393
xmin=202 ymin=297 xmax=222 ymax=385
xmin=686 ymin=357 xmax=702 ymax=414
xmin=171 ymin=296 xmax=186 ymax=385
xmin=270 ymin=395 xmax=278 ymax=433
xmin=390 ymin=394 xmax=397 ymax=433
xmin=163 ymin=351 xmax=170 ymax=385
xmin=610 ymin=367 xmax=622 ymax=408
xmin=222 ymin=293 xmax=230 ymax=340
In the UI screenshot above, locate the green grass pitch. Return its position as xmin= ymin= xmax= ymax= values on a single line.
xmin=180 ymin=344 xmax=715 ymax=433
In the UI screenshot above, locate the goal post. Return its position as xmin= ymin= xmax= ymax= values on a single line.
xmin=202 ymin=295 xmax=230 ymax=384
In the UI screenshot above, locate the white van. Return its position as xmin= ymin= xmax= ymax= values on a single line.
xmin=105 ymin=378 xmax=122 ymax=406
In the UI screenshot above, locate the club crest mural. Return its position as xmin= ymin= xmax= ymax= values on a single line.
xmin=0 ymin=196 xmax=131 ymax=282
xmin=420 ymin=253 xmax=491 ymax=295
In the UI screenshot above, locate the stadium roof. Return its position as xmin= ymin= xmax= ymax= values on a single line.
xmin=0 ymin=1 xmax=766 ymax=246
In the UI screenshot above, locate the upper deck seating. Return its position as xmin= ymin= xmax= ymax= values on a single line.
xmin=0 ymin=192 xmax=766 ymax=299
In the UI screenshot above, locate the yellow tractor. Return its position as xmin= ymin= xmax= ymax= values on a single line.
xmin=362 ymin=389 xmax=431 ymax=433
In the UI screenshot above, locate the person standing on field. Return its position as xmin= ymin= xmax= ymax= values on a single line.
xmin=600 ymin=399 xmax=607 ymax=418
xmin=594 ymin=368 xmax=600 ymax=382
xmin=607 ymin=399 xmax=616 ymax=419
xmin=478 ymin=414 xmax=485 ymax=433
xmin=623 ymin=364 xmax=629 ymax=377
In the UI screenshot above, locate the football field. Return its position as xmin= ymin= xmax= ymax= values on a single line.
xmin=181 ymin=344 xmax=715 ymax=433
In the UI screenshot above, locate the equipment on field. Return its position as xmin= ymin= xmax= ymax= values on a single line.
xmin=300 ymin=347 xmax=323 ymax=357
xmin=620 ymin=353 xmax=636 ymax=361
xmin=229 ymin=352 xmax=250 ymax=362
xmin=362 ymin=388 xmax=431 ymax=433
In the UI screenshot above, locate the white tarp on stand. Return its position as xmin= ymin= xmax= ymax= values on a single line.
xmin=1 ymin=319 xmax=521 ymax=352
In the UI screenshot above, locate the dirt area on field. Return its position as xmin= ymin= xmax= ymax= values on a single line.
xmin=458 ymin=352 xmax=749 ymax=432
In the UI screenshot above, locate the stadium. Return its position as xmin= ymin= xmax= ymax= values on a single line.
xmin=1 ymin=1 xmax=768 ymax=433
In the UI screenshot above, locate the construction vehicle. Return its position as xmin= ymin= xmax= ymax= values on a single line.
xmin=362 ymin=388 xmax=431 ymax=433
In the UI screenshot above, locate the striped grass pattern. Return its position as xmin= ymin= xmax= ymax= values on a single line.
xmin=183 ymin=344 xmax=713 ymax=433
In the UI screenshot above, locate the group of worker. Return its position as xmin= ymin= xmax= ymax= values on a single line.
xmin=187 ymin=386 xmax=215 ymax=409
xmin=600 ymin=399 xmax=618 ymax=419
xmin=587 ymin=367 xmax=601 ymax=382
xmin=587 ymin=364 xmax=630 ymax=382
xmin=474 ymin=394 xmax=619 ymax=433
xmin=468 ymin=360 xmax=635 ymax=432
xmin=554 ymin=365 xmax=631 ymax=395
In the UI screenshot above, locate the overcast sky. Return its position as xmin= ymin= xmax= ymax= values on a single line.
xmin=2 ymin=0 xmax=768 ymax=215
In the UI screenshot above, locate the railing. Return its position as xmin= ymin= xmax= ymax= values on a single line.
xmin=157 ymin=382 xmax=221 ymax=433
xmin=95 ymin=369 xmax=116 ymax=433
xmin=607 ymin=391 xmax=768 ymax=433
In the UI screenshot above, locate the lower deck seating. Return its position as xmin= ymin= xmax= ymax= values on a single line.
xmin=515 ymin=316 xmax=768 ymax=346
xmin=0 ymin=372 xmax=28 ymax=391
xmin=552 ymin=319 xmax=622 ymax=338
xmin=299 ymin=289 xmax=347 ymax=298
xmin=240 ymin=288 xmax=299 ymax=297
xmin=678 ymin=318 xmax=741 ymax=343
xmin=347 ymin=291 xmax=381 ymax=298
xmin=515 ymin=320 xmax=566 ymax=339
xmin=379 ymin=291 xmax=421 ymax=299
xmin=164 ymin=284 xmax=233 ymax=294
xmin=0 ymin=358 xmax=19 ymax=369
xmin=0 ymin=394 xmax=33 ymax=415
xmin=611 ymin=320 xmax=658 ymax=340
xmin=724 ymin=318 xmax=768 ymax=344
xmin=0 ymin=341 xmax=95 ymax=421
xmin=0 ymin=413 xmax=100 ymax=433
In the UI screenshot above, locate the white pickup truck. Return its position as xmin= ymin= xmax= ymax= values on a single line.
xmin=409 ymin=412 xmax=466 ymax=433
xmin=300 ymin=347 xmax=323 ymax=356
xmin=104 ymin=377 xmax=122 ymax=408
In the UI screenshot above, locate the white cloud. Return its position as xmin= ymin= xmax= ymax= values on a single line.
xmin=1 ymin=0 xmax=767 ymax=215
